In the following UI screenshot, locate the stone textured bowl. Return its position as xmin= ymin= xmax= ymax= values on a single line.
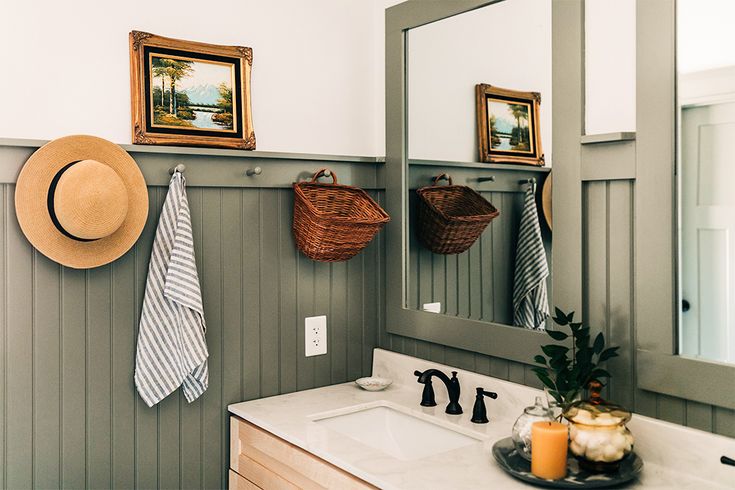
xmin=355 ymin=377 xmax=393 ymax=391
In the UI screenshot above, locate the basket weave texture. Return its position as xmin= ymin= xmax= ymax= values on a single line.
xmin=293 ymin=168 xmax=390 ymax=262
xmin=417 ymin=174 xmax=499 ymax=255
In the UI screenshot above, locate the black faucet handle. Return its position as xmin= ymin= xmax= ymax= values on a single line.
xmin=414 ymin=370 xmax=423 ymax=379
xmin=471 ymin=387 xmax=498 ymax=424
xmin=480 ymin=389 xmax=498 ymax=399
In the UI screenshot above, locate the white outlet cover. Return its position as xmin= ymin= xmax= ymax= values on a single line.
xmin=422 ymin=302 xmax=441 ymax=313
xmin=305 ymin=315 xmax=327 ymax=357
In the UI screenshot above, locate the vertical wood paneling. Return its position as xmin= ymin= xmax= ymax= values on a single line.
xmin=3 ymin=165 xmax=735 ymax=490
xmin=241 ymin=189 xmax=261 ymax=402
xmin=347 ymin=255 xmax=364 ymax=380
xmin=0 ymin=186 xmax=5 ymax=489
xmin=202 ymin=188 xmax=223 ymax=490
xmin=0 ymin=186 xmax=5 ymax=490
xmin=279 ymin=191 xmax=299 ymax=393
xmin=111 ymin=250 xmax=136 ymax=489
xmin=0 ymin=183 xmax=384 ymax=489
xmin=313 ymin=260 xmax=331 ymax=387
xmin=259 ymin=190 xmax=281 ymax=397
xmin=5 ymin=187 xmax=33 ymax=489
xmin=180 ymin=187 xmax=204 ymax=490
xmin=134 ymin=188 xmax=160 ymax=490
xmin=86 ymin=265 xmax=113 ymax=489
xmin=714 ymin=407 xmax=735 ymax=437
xmin=296 ymin=251 xmax=315 ymax=391
xmin=222 ymin=189 xmax=246 ymax=406
xmin=61 ymin=267 xmax=87 ymax=489
xmin=32 ymin=254 xmax=60 ymax=490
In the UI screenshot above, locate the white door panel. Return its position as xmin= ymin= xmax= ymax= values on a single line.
xmin=681 ymin=102 xmax=735 ymax=362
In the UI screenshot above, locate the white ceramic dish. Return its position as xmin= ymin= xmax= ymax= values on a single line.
xmin=355 ymin=376 xmax=392 ymax=391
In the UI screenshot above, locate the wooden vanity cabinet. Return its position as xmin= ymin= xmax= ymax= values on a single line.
xmin=229 ymin=415 xmax=375 ymax=489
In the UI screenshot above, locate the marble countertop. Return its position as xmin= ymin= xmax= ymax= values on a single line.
xmin=228 ymin=349 xmax=734 ymax=490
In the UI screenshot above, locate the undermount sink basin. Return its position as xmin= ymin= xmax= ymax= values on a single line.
xmin=313 ymin=404 xmax=482 ymax=461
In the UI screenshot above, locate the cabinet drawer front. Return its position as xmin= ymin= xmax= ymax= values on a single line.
xmin=230 ymin=416 xmax=374 ymax=490
xmin=229 ymin=469 xmax=262 ymax=490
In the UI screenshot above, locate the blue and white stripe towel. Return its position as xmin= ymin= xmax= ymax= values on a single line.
xmin=512 ymin=185 xmax=550 ymax=330
xmin=135 ymin=170 xmax=208 ymax=407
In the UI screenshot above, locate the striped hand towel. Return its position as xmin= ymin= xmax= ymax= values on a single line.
xmin=512 ymin=185 xmax=550 ymax=330
xmin=135 ymin=170 xmax=208 ymax=407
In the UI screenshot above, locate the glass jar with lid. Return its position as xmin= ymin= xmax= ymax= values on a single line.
xmin=563 ymin=381 xmax=634 ymax=472
xmin=511 ymin=396 xmax=555 ymax=461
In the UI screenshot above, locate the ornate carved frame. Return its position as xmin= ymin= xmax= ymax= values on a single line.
xmin=476 ymin=84 xmax=545 ymax=166
xmin=129 ymin=31 xmax=255 ymax=150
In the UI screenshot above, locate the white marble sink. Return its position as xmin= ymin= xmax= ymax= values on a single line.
xmin=312 ymin=402 xmax=482 ymax=461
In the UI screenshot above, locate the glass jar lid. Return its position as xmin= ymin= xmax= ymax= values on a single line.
xmin=563 ymin=381 xmax=631 ymax=427
xmin=524 ymin=396 xmax=552 ymax=417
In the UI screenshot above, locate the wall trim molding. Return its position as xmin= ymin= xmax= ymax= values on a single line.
xmin=0 ymin=138 xmax=385 ymax=189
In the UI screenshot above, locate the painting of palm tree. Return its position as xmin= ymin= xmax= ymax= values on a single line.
xmin=150 ymin=55 xmax=236 ymax=131
xmin=488 ymin=99 xmax=533 ymax=153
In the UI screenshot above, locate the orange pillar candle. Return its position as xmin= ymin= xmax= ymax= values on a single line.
xmin=531 ymin=420 xmax=568 ymax=480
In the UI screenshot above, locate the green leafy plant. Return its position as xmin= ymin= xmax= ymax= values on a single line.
xmin=532 ymin=307 xmax=620 ymax=410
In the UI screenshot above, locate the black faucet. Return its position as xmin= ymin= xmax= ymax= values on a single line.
xmin=414 ymin=369 xmax=463 ymax=415
xmin=470 ymin=387 xmax=498 ymax=424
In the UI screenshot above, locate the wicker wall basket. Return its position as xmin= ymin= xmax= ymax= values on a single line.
xmin=293 ymin=168 xmax=390 ymax=262
xmin=417 ymin=174 xmax=499 ymax=255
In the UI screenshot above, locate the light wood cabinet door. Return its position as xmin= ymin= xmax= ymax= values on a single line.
xmin=230 ymin=416 xmax=375 ymax=490
xmin=229 ymin=469 xmax=262 ymax=490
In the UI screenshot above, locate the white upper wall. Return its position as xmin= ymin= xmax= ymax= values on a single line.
xmin=678 ymin=0 xmax=735 ymax=74
xmin=0 ymin=0 xmax=378 ymax=155
xmin=584 ymin=0 xmax=636 ymax=134
xmin=406 ymin=0 xmax=552 ymax=164
xmin=1 ymin=0 xmax=647 ymax=155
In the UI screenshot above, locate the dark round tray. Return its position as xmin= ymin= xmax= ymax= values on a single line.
xmin=492 ymin=437 xmax=643 ymax=489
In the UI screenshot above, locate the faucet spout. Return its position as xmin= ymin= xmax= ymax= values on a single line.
xmin=414 ymin=369 xmax=463 ymax=415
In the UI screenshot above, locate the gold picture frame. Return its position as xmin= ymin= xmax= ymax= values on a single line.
xmin=129 ymin=31 xmax=255 ymax=150
xmin=476 ymin=84 xmax=543 ymax=166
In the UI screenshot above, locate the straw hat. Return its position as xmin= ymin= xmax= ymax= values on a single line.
xmin=542 ymin=172 xmax=552 ymax=231
xmin=15 ymin=135 xmax=148 ymax=269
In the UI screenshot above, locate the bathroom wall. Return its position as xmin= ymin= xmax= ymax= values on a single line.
xmin=379 ymin=177 xmax=735 ymax=439
xmin=0 ymin=0 xmax=380 ymax=156
xmin=378 ymin=0 xmax=735 ymax=441
xmin=584 ymin=0 xmax=636 ymax=134
xmin=0 ymin=169 xmax=383 ymax=488
xmin=407 ymin=0 xmax=553 ymax=163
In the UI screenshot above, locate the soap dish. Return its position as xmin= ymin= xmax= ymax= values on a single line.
xmin=355 ymin=377 xmax=392 ymax=391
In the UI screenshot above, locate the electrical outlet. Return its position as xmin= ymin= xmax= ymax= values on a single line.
xmin=305 ymin=315 xmax=327 ymax=357
xmin=423 ymin=302 xmax=441 ymax=313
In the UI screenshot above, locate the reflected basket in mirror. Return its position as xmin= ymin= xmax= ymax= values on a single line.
xmin=416 ymin=174 xmax=499 ymax=255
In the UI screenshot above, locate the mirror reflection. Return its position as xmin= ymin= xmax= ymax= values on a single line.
xmin=405 ymin=0 xmax=553 ymax=330
xmin=678 ymin=0 xmax=735 ymax=363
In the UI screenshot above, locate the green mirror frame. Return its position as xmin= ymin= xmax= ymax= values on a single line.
xmin=384 ymin=0 xmax=585 ymax=364
xmin=635 ymin=0 xmax=735 ymax=410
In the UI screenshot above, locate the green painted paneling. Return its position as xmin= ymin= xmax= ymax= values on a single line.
xmin=0 ymin=183 xmax=381 ymax=489
xmin=379 ymin=177 xmax=735 ymax=439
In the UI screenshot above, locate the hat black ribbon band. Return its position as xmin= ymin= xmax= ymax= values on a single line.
xmin=47 ymin=161 xmax=96 ymax=243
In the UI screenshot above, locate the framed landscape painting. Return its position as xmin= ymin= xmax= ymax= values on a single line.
xmin=130 ymin=31 xmax=255 ymax=149
xmin=476 ymin=84 xmax=543 ymax=166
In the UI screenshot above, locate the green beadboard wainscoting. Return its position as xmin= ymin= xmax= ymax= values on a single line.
xmin=0 ymin=142 xmax=384 ymax=489
xmin=0 ymin=140 xmax=734 ymax=490
xmin=379 ymin=174 xmax=735 ymax=440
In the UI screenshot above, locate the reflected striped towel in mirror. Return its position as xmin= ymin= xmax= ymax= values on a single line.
xmin=512 ymin=185 xmax=549 ymax=330
xmin=135 ymin=170 xmax=208 ymax=407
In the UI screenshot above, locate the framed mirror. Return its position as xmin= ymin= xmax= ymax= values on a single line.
xmin=636 ymin=0 xmax=735 ymax=409
xmin=385 ymin=0 xmax=585 ymax=363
